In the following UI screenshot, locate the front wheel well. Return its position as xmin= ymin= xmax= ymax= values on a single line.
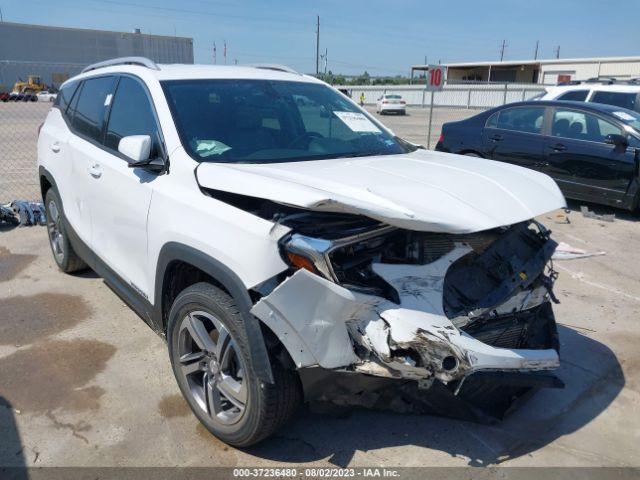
xmin=160 ymin=260 xmax=292 ymax=361
xmin=161 ymin=260 xmax=230 ymax=332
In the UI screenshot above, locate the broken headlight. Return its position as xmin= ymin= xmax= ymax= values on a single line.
xmin=279 ymin=226 xmax=400 ymax=301
xmin=280 ymin=233 xmax=335 ymax=279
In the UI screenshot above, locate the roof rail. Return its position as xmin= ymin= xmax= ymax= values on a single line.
xmin=82 ymin=57 xmax=160 ymax=74
xmin=248 ymin=63 xmax=300 ymax=75
xmin=584 ymin=77 xmax=618 ymax=85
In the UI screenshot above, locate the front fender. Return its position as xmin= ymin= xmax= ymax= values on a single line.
xmin=155 ymin=242 xmax=274 ymax=383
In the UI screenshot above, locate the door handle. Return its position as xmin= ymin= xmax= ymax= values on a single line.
xmin=549 ymin=143 xmax=567 ymax=152
xmin=51 ymin=142 xmax=60 ymax=153
xmin=88 ymin=164 xmax=102 ymax=179
xmin=534 ymin=161 xmax=550 ymax=168
xmin=489 ymin=134 xmax=503 ymax=142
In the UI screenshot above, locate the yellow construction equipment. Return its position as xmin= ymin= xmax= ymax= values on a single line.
xmin=12 ymin=75 xmax=48 ymax=94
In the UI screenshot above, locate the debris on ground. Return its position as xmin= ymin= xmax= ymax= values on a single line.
xmin=0 ymin=203 xmax=19 ymax=226
xmin=547 ymin=211 xmax=571 ymax=224
xmin=581 ymin=205 xmax=615 ymax=222
xmin=553 ymin=241 xmax=606 ymax=260
xmin=0 ymin=201 xmax=46 ymax=227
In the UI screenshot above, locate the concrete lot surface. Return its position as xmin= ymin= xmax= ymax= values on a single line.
xmin=1 ymin=203 xmax=639 ymax=468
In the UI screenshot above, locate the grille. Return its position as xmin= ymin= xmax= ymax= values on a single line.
xmin=462 ymin=313 xmax=531 ymax=348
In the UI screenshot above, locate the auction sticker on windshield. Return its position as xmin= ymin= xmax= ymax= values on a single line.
xmin=613 ymin=111 xmax=636 ymax=122
xmin=334 ymin=111 xmax=381 ymax=133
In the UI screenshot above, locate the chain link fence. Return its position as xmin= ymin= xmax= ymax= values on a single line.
xmin=0 ymin=81 xmax=547 ymax=202
xmin=0 ymin=101 xmax=50 ymax=202
xmin=1 ymin=60 xmax=84 ymax=202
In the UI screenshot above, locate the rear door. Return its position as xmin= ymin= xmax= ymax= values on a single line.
xmin=38 ymin=80 xmax=79 ymax=223
xmin=543 ymin=106 xmax=636 ymax=206
xmin=88 ymin=75 xmax=163 ymax=298
xmin=482 ymin=105 xmax=547 ymax=171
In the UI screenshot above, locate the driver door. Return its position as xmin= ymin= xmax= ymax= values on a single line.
xmin=89 ymin=76 xmax=163 ymax=299
xmin=544 ymin=107 xmax=636 ymax=206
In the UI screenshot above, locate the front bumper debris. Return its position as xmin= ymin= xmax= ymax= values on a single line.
xmin=250 ymin=220 xmax=562 ymax=420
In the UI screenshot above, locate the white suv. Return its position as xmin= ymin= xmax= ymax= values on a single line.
xmin=38 ymin=57 xmax=566 ymax=446
xmin=540 ymin=83 xmax=640 ymax=112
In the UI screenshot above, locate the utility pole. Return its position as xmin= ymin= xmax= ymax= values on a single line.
xmin=499 ymin=40 xmax=507 ymax=61
xmin=534 ymin=40 xmax=539 ymax=60
xmin=315 ymin=15 xmax=320 ymax=76
xmin=0 ymin=7 xmax=4 ymax=22
xmin=555 ymin=45 xmax=560 ymax=59
xmin=424 ymin=55 xmax=427 ymax=65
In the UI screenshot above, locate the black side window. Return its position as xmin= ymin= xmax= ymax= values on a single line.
xmin=496 ymin=106 xmax=545 ymax=134
xmin=54 ymin=81 xmax=79 ymax=112
xmin=105 ymin=77 xmax=160 ymax=156
xmin=486 ymin=111 xmax=499 ymax=128
xmin=557 ymin=90 xmax=589 ymax=102
xmin=591 ymin=91 xmax=636 ymax=111
xmin=71 ymin=76 xmax=116 ymax=142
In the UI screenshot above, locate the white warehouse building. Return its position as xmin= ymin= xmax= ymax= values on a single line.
xmin=411 ymin=56 xmax=640 ymax=85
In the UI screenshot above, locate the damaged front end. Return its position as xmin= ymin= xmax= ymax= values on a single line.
xmin=250 ymin=211 xmax=563 ymax=422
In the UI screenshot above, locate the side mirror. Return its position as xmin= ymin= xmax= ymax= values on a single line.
xmin=120 ymin=135 xmax=167 ymax=174
xmin=119 ymin=135 xmax=151 ymax=161
xmin=605 ymin=133 xmax=628 ymax=147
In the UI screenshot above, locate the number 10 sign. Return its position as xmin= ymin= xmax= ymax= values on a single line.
xmin=426 ymin=65 xmax=445 ymax=91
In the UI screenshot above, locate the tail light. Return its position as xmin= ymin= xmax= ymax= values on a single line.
xmin=382 ymin=100 xmax=389 ymax=104
xmin=438 ymin=132 xmax=444 ymax=143
xmin=400 ymin=100 xmax=406 ymax=104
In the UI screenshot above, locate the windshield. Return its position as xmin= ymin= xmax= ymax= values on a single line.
xmin=162 ymin=79 xmax=414 ymax=163
xmin=610 ymin=109 xmax=640 ymax=131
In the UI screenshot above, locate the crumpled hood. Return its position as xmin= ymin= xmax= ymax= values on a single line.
xmin=196 ymin=149 xmax=566 ymax=233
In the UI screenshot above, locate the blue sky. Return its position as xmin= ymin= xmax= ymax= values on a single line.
xmin=2 ymin=0 xmax=638 ymax=75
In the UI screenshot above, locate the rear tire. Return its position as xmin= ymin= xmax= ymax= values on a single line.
xmin=44 ymin=188 xmax=87 ymax=273
xmin=167 ymin=282 xmax=301 ymax=447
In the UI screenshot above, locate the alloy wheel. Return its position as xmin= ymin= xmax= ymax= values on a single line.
xmin=177 ymin=310 xmax=248 ymax=425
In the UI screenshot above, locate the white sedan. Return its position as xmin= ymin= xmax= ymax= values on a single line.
xmin=37 ymin=90 xmax=57 ymax=102
xmin=376 ymin=94 xmax=406 ymax=115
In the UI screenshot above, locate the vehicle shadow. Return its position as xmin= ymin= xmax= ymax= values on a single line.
xmin=247 ymin=325 xmax=624 ymax=466
xmin=0 ymin=396 xmax=28 ymax=479
xmin=564 ymin=198 xmax=640 ymax=222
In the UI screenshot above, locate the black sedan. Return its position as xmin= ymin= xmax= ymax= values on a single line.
xmin=436 ymin=101 xmax=640 ymax=210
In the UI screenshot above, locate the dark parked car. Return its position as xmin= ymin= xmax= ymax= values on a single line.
xmin=0 ymin=92 xmax=10 ymax=102
xmin=436 ymin=101 xmax=640 ymax=210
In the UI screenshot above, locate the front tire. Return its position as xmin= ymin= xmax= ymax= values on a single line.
xmin=44 ymin=188 xmax=87 ymax=273
xmin=167 ymin=282 xmax=301 ymax=447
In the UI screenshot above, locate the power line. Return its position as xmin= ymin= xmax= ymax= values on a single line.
xmin=87 ymin=0 xmax=308 ymax=27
